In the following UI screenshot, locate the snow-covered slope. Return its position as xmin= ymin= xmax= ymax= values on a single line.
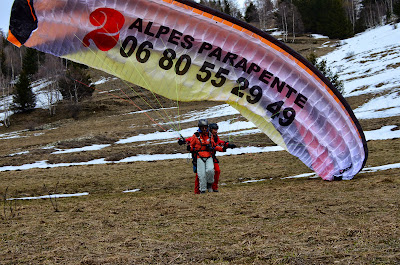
xmin=321 ymin=23 xmax=400 ymax=120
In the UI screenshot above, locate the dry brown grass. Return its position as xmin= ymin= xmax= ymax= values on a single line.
xmin=1 ymin=38 xmax=400 ymax=264
xmin=1 ymin=156 xmax=399 ymax=264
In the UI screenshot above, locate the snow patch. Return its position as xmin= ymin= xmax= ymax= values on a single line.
xmin=7 ymin=192 xmax=89 ymax=201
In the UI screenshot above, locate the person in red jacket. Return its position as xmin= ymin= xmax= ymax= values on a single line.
xmin=189 ymin=119 xmax=224 ymax=193
xmin=178 ymin=136 xmax=196 ymax=173
xmin=178 ymin=122 xmax=236 ymax=193
xmin=178 ymin=134 xmax=200 ymax=193
xmin=208 ymin=123 xmax=236 ymax=192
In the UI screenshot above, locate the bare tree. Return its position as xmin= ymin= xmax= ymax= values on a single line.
xmin=388 ymin=0 xmax=393 ymax=14
xmin=0 ymin=74 xmax=12 ymax=127
xmin=276 ymin=0 xmax=303 ymax=42
xmin=290 ymin=0 xmax=295 ymax=42
xmin=43 ymin=182 xmax=60 ymax=212
xmin=1 ymin=187 xmax=19 ymax=220
xmin=4 ymin=45 xmax=23 ymax=78
xmin=36 ymin=54 xmax=64 ymax=116
xmin=255 ymin=0 xmax=275 ymax=29
xmin=375 ymin=0 xmax=384 ymax=21
xmin=282 ymin=4 xmax=288 ymax=42
xmin=58 ymin=61 xmax=94 ymax=119
xmin=0 ymin=38 xmax=14 ymax=127
xmin=386 ymin=0 xmax=394 ymax=20
xmin=344 ymin=0 xmax=359 ymax=31
xmin=360 ymin=0 xmax=392 ymax=27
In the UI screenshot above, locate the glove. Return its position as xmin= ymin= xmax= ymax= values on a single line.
xmin=205 ymin=144 xmax=213 ymax=152
xmin=227 ymin=143 xmax=237 ymax=149
xmin=187 ymin=145 xmax=191 ymax=152
xmin=178 ymin=139 xmax=186 ymax=145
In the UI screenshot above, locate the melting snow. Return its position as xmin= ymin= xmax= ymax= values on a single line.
xmin=285 ymin=162 xmax=400 ymax=179
xmin=363 ymin=125 xmax=400 ymax=141
xmin=354 ymin=94 xmax=400 ymax=120
xmin=7 ymin=192 xmax=89 ymax=201
xmin=0 ymin=124 xmax=398 ymax=172
xmin=322 ymin=23 xmax=400 ymax=99
xmin=52 ymin=144 xmax=111 ymax=154
xmin=122 ymin=189 xmax=140 ymax=193
xmin=1 ymin=23 xmax=399 ymax=187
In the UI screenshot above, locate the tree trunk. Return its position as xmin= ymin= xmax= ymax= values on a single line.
xmin=291 ymin=0 xmax=295 ymax=42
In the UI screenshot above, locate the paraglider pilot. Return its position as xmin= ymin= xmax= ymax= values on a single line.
xmin=189 ymin=119 xmax=220 ymax=193
xmin=208 ymin=123 xmax=236 ymax=192
xmin=178 ymin=120 xmax=237 ymax=193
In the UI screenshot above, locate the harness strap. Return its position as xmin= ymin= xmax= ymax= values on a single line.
xmin=195 ymin=131 xmax=212 ymax=152
xmin=199 ymin=157 xmax=211 ymax=163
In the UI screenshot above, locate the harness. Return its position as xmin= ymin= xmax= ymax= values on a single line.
xmin=194 ymin=131 xmax=212 ymax=148
xmin=193 ymin=131 xmax=213 ymax=163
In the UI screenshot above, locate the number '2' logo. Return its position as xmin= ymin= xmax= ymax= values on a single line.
xmin=83 ymin=8 xmax=125 ymax=51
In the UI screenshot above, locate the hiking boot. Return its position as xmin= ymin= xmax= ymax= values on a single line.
xmin=213 ymin=189 xmax=219 ymax=192
xmin=200 ymin=191 xmax=206 ymax=194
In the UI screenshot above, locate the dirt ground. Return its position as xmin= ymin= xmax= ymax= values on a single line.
xmin=1 ymin=36 xmax=399 ymax=264
xmin=1 ymin=151 xmax=399 ymax=264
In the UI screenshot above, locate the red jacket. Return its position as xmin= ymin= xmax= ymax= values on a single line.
xmin=186 ymin=134 xmax=226 ymax=147
xmin=211 ymin=133 xmax=227 ymax=148
xmin=189 ymin=131 xmax=223 ymax=158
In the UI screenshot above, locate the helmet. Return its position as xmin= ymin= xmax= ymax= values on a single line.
xmin=198 ymin=119 xmax=208 ymax=127
xmin=209 ymin=123 xmax=218 ymax=130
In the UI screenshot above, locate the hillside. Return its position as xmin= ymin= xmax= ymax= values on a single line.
xmin=1 ymin=24 xmax=399 ymax=264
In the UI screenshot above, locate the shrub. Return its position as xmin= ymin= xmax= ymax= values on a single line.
xmin=307 ymin=53 xmax=344 ymax=94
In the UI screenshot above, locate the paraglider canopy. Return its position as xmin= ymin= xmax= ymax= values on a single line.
xmin=7 ymin=0 xmax=367 ymax=180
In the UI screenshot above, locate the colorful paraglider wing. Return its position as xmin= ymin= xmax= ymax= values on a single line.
xmin=7 ymin=0 xmax=368 ymax=180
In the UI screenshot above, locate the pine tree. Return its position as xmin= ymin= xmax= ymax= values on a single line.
xmin=294 ymin=0 xmax=353 ymax=39
xmin=0 ymin=34 xmax=7 ymax=77
xmin=307 ymin=53 xmax=344 ymax=94
xmin=223 ymin=0 xmax=232 ymax=15
xmin=217 ymin=0 xmax=223 ymax=11
xmin=22 ymin=48 xmax=39 ymax=77
xmin=11 ymin=70 xmax=36 ymax=112
xmin=11 ymin=46 xmax=38 ymax=113
xmin=245 ymin=2 xmax=259 ymax=23
xmin=325 ymin=0 xmax=353 ymax=38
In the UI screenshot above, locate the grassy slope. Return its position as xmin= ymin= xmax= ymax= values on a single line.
xmin=1 ymin=37 xmax=399 ymax=264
